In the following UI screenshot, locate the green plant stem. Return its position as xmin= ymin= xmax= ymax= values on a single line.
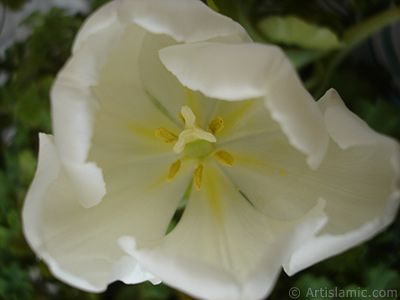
xmin=315 ymin=7 xmax=400 ymax=98
xmin=343 ymin=7 xmax=400 ymax=50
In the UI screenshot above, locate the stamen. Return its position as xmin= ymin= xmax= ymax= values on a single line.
xmin=178 ymin=112 xmax=185 ymax=125
xmin=167 ymin=160 xmax=181 ymax=182
xmin=214 ymin=150 xmax=235 ymax=166
xmin=209 ymin=117 xmax=224 ymax=135
xmin=193 ymin=164 xmax=203 ymax=190
xmin=155 ymin=127 xmax=178 ymax=143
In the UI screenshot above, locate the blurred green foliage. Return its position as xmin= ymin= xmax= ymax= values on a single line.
xmin=258 ymin=15 xmax=343 ymax=50
xmin=0 ymin=0 xmax=26 ymax=11
xmin=1 ymin=0 xmax=399 ymax=300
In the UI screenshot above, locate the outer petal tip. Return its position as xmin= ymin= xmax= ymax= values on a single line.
xmin=72 ymin=1 xmax=119 ymax=54
xmin=66 ymin=164 xmax=106 ymax=209
xmin=317 ymin=88 xmax=393 ymax=149
xmin=117 ymin=0 xmax=250 ymax=43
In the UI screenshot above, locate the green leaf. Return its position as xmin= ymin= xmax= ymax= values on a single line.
xmin=365 ymin=265 xmax=400 ymax=292
xmin=295 ymin=274 xmax=335 ymax=300
xmin=14 ymin=80 xmax=51 ymax=129
xmin=18 ymin=150 xmax=37 ymax=185
xmin=355 ymin=98 xmax=400 ymax=138
xmin=91 ymin=0 xmax=113 ymax=11
xmin=206 ymin=0 xmax=219 ymax=12
xmin=212 ymin=0 xmax=239 ymax=21
xmin=284 ymin=48 xmax=321 ymax=69
xmin=258 ymin=15 xmax=343 ymax=50
xmin=342 ymin=284 xmax=369 ymax=300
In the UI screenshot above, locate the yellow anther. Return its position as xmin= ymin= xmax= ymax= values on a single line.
xmin=155 ymin=127 xmax=178 ymax=143
xmin=193 ymin=164 xmax=203 ymax=190
xmin=208 ymin=117 xmax=224 ymax=135
xmin=214 ymin=150 xmax=235 ymax=166
xmin=178 ymin=112 xmax=185 ymax=125
xmin=167 ymin=160 xmax=181 ymax=182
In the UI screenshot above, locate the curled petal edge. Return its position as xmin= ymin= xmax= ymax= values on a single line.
xmin=116 ymin=0 xmax=251 ymax=44
xmin=50 ymin=2 xmax=127 ymax=207
xmin=23 ymin=133 xmax=160 ymax=292
xmin=284 ymin=192 xmax=400 ymax=276
xmin=23 ymin=134 xmax=106 ymax=291
xmin=284 ymin=89 xmax=400 ymax=275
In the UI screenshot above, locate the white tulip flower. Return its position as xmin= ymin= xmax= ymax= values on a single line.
xmin=22 ymin=0 xmax=400 ymax=299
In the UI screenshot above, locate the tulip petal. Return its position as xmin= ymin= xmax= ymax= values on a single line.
xmin=137 ymin=32 xmax=188 ymax=124
xmin=72 ymin=1 xmax=120 ymax=54
xmin=209 ymin=98 xmax=282 ymax=145
xmin=52 ymin=1 xmax=125 ymax=163
xmin=209 ymin=98 xmax=318 ymax=221
xmin=283 ymin=89 xmax=400 ymax=274
xmin=218 ymin=120 xmax=313 ymax=221
xmin=51 ymin=2 xmax=130 ymax=208
xmin=120 ymin=161 xmax=327 ymax=300
xmin=23 ymin=134 xmax=192 ymax=292
xmin=216 ymin=90 xmax=399 ymax=275
xmin=90 ymin=31 xmax=186 ymax=166
xmin=137 ymin=32 xmax=219 ymax=127
xmin=159 ymin=42 xmax=329 ymax=169
xmin=117 ymin=0 xmax=251 ymax=44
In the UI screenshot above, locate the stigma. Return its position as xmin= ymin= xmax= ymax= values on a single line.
xmin=173 ymin=106 xmax=216 ymax=155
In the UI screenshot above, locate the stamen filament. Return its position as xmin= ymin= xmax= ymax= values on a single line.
xmin=167 ymin=160 xmax=181 ymax=181
xmin=214 ymin=150 xmax=235 ymax=166
xmin=209 ymin=117 xmax=224 ymax=135
xmin=156 ymin=127 xmax=178 ymax=143
xmin=193 ymin=164 xmax=203 ymax=190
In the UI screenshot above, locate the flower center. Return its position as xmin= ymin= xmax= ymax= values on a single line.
xmin=155 ymin=106 xmax=234 ymax=190
xmin=173 ymin=106 xmax=216 ymax=155
xmin=183 ymin=140 xmax=213 ymax=158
